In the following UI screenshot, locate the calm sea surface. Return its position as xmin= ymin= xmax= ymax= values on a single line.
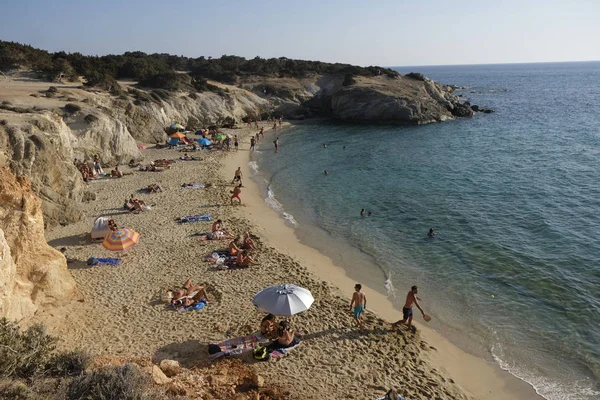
xmin=251 ymin=62 xmax=600 ymax=399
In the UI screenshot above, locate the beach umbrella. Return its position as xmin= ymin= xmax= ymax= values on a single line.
xmin=214 ymin=134 xmax=227 ymax=141
xmin=198 ymin=138 xmax=211 ymax=146
xmin=169 ymin=132 xmax=186 ymax=140
xmin=252 ymin=284 xmax=314 ymax=316
xmin=102 ymin=229 xmax=140 ymax=252
xmin=170 ymin=123 xmax=185 ymax=131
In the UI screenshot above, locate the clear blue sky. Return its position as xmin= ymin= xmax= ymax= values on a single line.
xmin=2 ymin=0 xmax=599 ymax=66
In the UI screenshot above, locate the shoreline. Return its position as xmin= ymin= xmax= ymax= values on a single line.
xmin=222 ymin=123 xmax=543 ymax=400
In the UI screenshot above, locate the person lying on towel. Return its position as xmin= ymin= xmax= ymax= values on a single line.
xmin=169 ymin=280 xmax=209 ymax=306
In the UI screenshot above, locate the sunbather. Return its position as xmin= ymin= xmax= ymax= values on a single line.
xmin=266 ymin=321 xmax=298 ymax=352
xmin=212 ymin=219 xmax=230 ymax=236
xmin=170 ymin=279 xmax=210 ymax=306
xmin=243 ymin=232 xmax=257 ymax=250
xmin=111 ymin=166 xmax=123 ymax=178
xmin=236 ymin=250 xmax=259 ymax=268
xmin=260 ymin=314 xmax=280 ymax=339
xmin=146 ymin=184 xmax=162 ymax=193
xmin=228 ymin=236 xmax=241 ymax=256
xmin=107 ymin=218 xmax=117 ymax=231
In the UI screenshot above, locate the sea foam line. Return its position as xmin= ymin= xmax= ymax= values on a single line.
xmin=248 ymin=161 xmax=299 ymax=228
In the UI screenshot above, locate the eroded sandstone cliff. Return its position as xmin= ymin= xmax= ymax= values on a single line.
xmin=0 ymin=167 xmax=77 ymax=321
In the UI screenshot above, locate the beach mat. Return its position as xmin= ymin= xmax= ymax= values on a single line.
xmin=87 ymin=257 xmax=120 ymax=266
xmin=174 ymin=300 xmax=206 ymax=312
xmin=269 ymin=342 xmax=301 ymax=361
xmin=178 ymin=214 xmax=212 ymax=223
xmin=209 ymin=334 xmax=264 ymax=361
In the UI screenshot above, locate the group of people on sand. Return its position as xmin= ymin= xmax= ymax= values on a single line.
xmin=227 ymin=232 xmax=259 ymax=268
xmin=260 ymin=314 xmax=299 ymax=351
xmin=350 ymin=283 xmax=427 ymax=331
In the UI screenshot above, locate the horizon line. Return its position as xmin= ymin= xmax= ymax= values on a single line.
xmin=390 ymin=59 xmax=600 ymax=68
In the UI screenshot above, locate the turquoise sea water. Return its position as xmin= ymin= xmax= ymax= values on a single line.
xmin=250 ymin=62 xmax=600 ymax=399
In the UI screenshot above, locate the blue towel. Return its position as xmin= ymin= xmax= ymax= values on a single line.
xmin=186 ymin=301 xmax=206 ymax=311
xmin=178 ymin=214 xmax=212 ymax=223
xmin=87 ymin=257 xmax=120 ymax=266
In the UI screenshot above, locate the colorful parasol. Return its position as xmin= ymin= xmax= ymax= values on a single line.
xmin=102 ymin=229 xmax=140 ymax=251
xmin=169 ymin=132 xmax=186 ymax=140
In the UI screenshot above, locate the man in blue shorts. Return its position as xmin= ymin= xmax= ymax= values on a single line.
xmin=392 ymin=285 xmax=425 ymax=330
xmin=350 ymin=284 xmax=367 ymax=327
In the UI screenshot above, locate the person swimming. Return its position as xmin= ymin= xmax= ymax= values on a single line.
xmin=428 ymin=228 xmax=436 ymax=238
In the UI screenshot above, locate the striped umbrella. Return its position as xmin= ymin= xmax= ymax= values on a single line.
xmin=169 ymin=132 xmax=186 ymax=139
xmin=102 ymin=229 xmax=140 ymax=252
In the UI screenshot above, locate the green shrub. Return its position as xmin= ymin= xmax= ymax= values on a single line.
xmin=46 ymin=350 xmax=91 ymax=377
xmin=0 ymin=381 xmax=40 ymax=400
xmin=405 ymin=72 xmax=425 ymax=81
xmin=0 ymin=318 xmax=57 ymax=379
xmin=67 ymin=363 xmax=155 ymax=400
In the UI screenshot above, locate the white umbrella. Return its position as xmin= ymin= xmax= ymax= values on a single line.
xmin=252 ymin=284 xmax=314 ymax=316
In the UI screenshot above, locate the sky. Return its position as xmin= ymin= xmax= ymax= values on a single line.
xmin=1 ymin=0 xmax=599 ymax=67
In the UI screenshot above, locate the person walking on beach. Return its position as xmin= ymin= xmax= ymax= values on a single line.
xmin=231 ymin=184 xmax=242 ymax=205
xmin=234 ymin=135 xmax=239 ymax=151
xmin=250 ymin=136 xmax=256 ymax=151
xmin=350 ymin=284 xmax=367 ymax=326
xmin=274 ymin=138 xmax=279 ymax=152
xmin=392 ymin=285 xmax=426 ymax=330
xmin=232 ymin=167 xmax=243 ymax=185
xmin=259 ymin=127 xmax=264 ymax=137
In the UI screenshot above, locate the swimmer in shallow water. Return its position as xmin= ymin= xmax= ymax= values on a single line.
xmin=428 ymin=228 xmax=436 ymax=238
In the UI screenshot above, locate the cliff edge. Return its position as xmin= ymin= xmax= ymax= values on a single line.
xmin=0 ymin=167 xmax=77 ymax=321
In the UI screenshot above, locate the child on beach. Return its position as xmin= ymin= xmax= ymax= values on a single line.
xmin=350 ymin=284 xmax=367 ymax=326
xmin=231 ymin=184 xmax=242 ymax=205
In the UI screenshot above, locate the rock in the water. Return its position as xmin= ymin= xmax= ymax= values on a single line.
xmin=450 ymin=103 xmax=473 ymax=118
xmin=0 ymin=168 xmax=77 ymax=321
xmin=151 ymin=365 xmax=172 ymax=385
xmin=159 ymin=359 xmax=180 ymax=377
xmin=471 ymin=105 xmax=480 ymax=112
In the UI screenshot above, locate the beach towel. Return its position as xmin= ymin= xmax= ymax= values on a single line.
xmin=209 ymin=334 xmax=264 ymax=361
xmin=175 ymin=300 xmax=206 ymax=312
xmin=178 ymin=214 xmax=212 ymax=223
xmin=182 ymin=184 xmax=204 ymax=189
xmin=87 ymin=257 xmax=120 ymax=266
xmin=269 ymin=342 xmax=301 ymax=361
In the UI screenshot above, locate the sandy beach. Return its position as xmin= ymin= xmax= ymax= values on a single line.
xmin=38 ymin=123 xmax=540 ymax=399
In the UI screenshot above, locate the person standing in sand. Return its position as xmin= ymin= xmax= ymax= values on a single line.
xmin=232 ymin=167 xmax=243 ymax=185
xmin=234 ymin=135 xmax=239 ymax=151
xmin=231 ymin=184 xmax=242 ymax=205
xmin=350 ymin=284 xmax=367 ymax=326
xmin=392 ymin=285 xmax=425 ymax=329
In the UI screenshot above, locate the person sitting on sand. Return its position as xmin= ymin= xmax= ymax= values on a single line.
xmin=228 ymin=236 xmax=241 ymax=256
xmin=428 ymin=228 xmax=437 ymax=238
xmin=170 ymin=279 xmax=210 ymax=306
xmin=107 ymin=218 xmax=117 ymax=232
xmin=147 ymin=183 xmax=162 ymax=193
xmin=236 ymin=250 xmax=259 ymax=268
xmin=128 ymin=159 xmax=140 ymax=168
xmin=242 ymin=232 xmax=257 ymax=251
xmin=111 ymin=165 xmax=123 ymax=178
xmin=260 ymin=313 xmax=280 ymax=339
xmin=212 ymin=219 xmax=229 ymax=235
xmin=266 ymin=320 xmax=298 ymax=352
xmin=230 ymin=184 xmax=242 ymax=205
xmin=59 ymin=247 xmax=76 ymax=264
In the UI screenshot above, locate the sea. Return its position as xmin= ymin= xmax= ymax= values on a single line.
xmin=249 ymin=62 xmax=600 ymax=400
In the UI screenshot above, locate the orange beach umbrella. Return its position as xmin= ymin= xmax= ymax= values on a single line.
xmin=169 ymin=132 xmax=186 ymax=140
xmin=102 ymin=229 xmax=140 ymax=251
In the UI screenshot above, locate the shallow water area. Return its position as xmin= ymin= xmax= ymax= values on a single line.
xmin=251 ymin=62 xmax=600 ymax=400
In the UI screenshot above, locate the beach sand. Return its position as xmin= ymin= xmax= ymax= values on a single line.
xmin=38 ymin=123 xmax=540 ymax=399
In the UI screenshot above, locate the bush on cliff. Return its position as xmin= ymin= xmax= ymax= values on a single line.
xmin=0 ymin=318 xmax=57 ymax=379
xmin=138 ymin=72 xmax=191 ymax=91
xmin=68 ymin=363 xmax=156 ymax=400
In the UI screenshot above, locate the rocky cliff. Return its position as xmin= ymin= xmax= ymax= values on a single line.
xmin=0 ymin=167 xmax=77 ymax=321
xmin=1 ymin=71 xmax=471 ymax=225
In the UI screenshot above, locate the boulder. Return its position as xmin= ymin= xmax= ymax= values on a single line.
xmin=151 ymin=365 xmax=172 ymax=385
xmin=159 ymin=359 xmax=180 ymax=377
xmin=450 ymin=103 xmax=473 ymax=118
xmin=0 ymin=168 xmax=77 ymax=321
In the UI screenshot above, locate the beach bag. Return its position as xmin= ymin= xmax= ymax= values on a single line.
xmin=252 ymin=346 xmax=270 ymax=361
